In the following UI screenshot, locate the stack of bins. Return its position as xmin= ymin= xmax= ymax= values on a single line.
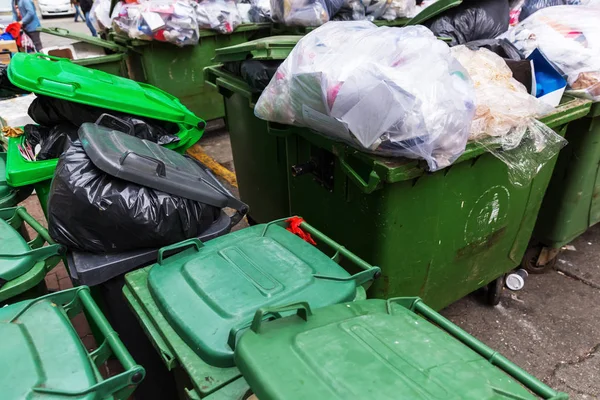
xmin=0 ymin=287 xmax=145 ymax=400
xmin=122 ymin=218 xmax=381 ymax=398
xmin=235 ymin=298 xmax=568 ymax=399
xmin=4 ymin=52 xmax=207 ymax=217
xmin=109 ymin=24 xmax=272 ymax=121
xmin=0 ymin=206 xmax=62 ymax=303
xmin=526 ymin=103 xmax=600 ymax=272
xmin=205 ymin=37 xmax=593 ymax=310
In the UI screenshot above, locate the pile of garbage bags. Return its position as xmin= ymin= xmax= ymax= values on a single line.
xmin=502 ymin=5 xmax=600 ymax=101
xmin=255 ymin=21 xmax=476 ymax=171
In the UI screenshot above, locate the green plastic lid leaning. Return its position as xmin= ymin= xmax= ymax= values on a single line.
xmin=235 ymin=298 xmax=565 ymax=400
xmin=212 ymin=35 xmax=301 ymax=63
xmin=147 ymin=221 xmax=378 ymax=368
xmin=7 ymin=53 xmax=202 ymax=128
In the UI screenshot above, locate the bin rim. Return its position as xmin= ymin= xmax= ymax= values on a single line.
xmin=38 ymin=27 xmax=126 ymax=52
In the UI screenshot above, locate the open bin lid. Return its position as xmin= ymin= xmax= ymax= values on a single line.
xmin=147 ymin=221 xmax=375 ymax=368
xmin=0 ymin=218 xmax=34 ymax=284
xmin=235 ymin=299 xmax=542 ymax=400
xmin=78 ymin=118 xmax=236 ymax=208
xmin=0 ymin=297 xmax=97 ymax=400
xmin=213 ymin=36 xmax=302 ymax=63
xmin=39 ymin=27 xmax=126 ymax=52
xmin=7 ymin=52 xmax=203 ymax=129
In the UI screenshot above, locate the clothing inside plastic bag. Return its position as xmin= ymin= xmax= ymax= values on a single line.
xmin=113 ymin=0 xmax=200 ymax=45
xmin=24 ymin=124 xmax=78 ymax=161
xmin=451 ymin=45 xmax=563 ymax=186
xmin=48 ymin=139 xmax=221 ymax=253
xmin=255 ymin=21 xmax=476 ymax=171
xmin=425 ymin=0 xmax=510 ymax=46
xmin=0 ymin=64 xmax=30 ymax=99
xmin=501 ymin=5 xmax=600 ymax=101
xmin=28 ymin=95 xmax=180 ymax=145
xmin=271 ymin=0 xmax=345 ymax=26
xmin=197 ymin=0 xmax=242 ymax=34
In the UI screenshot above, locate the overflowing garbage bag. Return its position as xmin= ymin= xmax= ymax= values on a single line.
xmin=425 ymin=0 xmax=510 ymax=46
xmin=451 ymin=45 xmax=565 ymax=186
xmin=237 ymin=0 xmax=272 ymax=22
xmin=501 ymin=5 xmax=600 ymax=101
xmin=196 ymin=0 xmax=242 ymax=34
xmin=28 ymin=95 xmax=180 ymax=145
xmin=113 ymin=0 xmax=200 ymax=45
xmin=0 ymin=64 xmax=30 ymax=99
xmin=255 ymin=21 xmax=476 ymax=171
xmin=271 ymin=0 xmax=345 ymax=26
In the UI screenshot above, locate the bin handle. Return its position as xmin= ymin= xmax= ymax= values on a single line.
xmin=10 ymin=287 xmax=145 ymax=400
xmin=250 ymin=302 xmax=312 ymax=333
xmin=267 ymin=122 xmax=293 ymax=138
xmin=119 ymin=151 xmax=167 ymax=177
xmin=157 ymin=238 xmax=204 ymax=264
xmin=337 ymin=153 xmax=381 ymax=194
xmin=34 ymin=52 xmax=71 ymax=62
xmin=1 ymin=207 xmax=64 ymax=259
xmin=386 ymin=298 xmax=568 ymax=400
xmin=96 ymin=113 xmax=135 ymax=136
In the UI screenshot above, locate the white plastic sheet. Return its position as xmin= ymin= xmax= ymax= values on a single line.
xmin=255 ymin=21 xmax=476 ymax=171
xmin=502 ymin=5 xmax=600 ymax=101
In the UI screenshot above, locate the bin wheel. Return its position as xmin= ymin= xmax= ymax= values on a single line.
xmin=521 ymin=246 xmax=557 ymax=274
xmin=486 ymin=276 xmax=504 ymax=306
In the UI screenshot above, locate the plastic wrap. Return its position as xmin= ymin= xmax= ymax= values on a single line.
xmin=197 ymin=0 xmax=242 ymax=34
xmin=255 ymin=21 xmax=476 ymax=171
xmin=48 ymin=140 xmax=221 ymax=253
xmin=28 ymin=95 xmax=180 ymax=144
xmin=271 ymin=0 xmax=345 ymax=26
xmin=501 ymin=5 xmax=600 ymax=101
xmin=451 ymin=45 xmax=564 ymax=186
xmin=425 ymin=0 xmax=510 ymax=46
xmin=113 ymin=0 xmax=200 ymax=45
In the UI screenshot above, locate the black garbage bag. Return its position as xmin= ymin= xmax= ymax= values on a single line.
xmin=426 ymin=0 xmax=510 ymax=46
xmin=519 ymin=0 xmax=564 ymax=21
xmin=465 ymin=38 xmax=524 ymax=60
xmin=48 ymin=140 xmax=221 ymax=253
xmin=28 ymin=95 xmax=180 ymax=145
xmin=0 ymin=64 xmax=30 ymax=99
xmin=241 ymin=60 xmax=281 ymax=92
xmin=24 ymin=123 xmax=78 ymax=160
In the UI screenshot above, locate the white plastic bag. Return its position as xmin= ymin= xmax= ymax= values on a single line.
xmin=381 ymin=0 xmax=415 ymax=20
xmin=255 ymin=21 xmax=476 ymax=171
xmin=501 ymin=5 xmax=600 ymax=101
xmin=91 ymin=0 xmax=114 ymax=31
xmin=451 ymin=45 xmax=566 ymax=187
xmin=197 ymin=0 xmax=242 ymax=34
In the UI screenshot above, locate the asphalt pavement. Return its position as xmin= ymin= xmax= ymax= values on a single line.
xmin=38 ymin=15 xmax=94 ymax=49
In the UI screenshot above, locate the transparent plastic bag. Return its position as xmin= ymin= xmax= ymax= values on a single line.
xmin=333 ymin=0 xmax=366 ymax=21
xmin=270 ymin=0 xmax=345 ymax=26
xmin=91 ymin=0 xmax=113 ymax=31
xmin=501 ymin=5 xmax=600 ymax=101
xmin=197 ymin=0 xmax=242 ymax=34
xmin=113 ymin=0 xmax=200 ymax=45
xmin=248 ymin=0 xmax=273 ymax=21
xmin=255 ymin=21 xmax=476 ymax=171
xmin=381 ymin=0 xmax=416 ymax=20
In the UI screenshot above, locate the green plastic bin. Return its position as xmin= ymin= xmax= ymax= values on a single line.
xmin=110 ymin=24 xmax=271 ymax=121
xmin=0 ymin=286 xmax=145 ymax=399
xmin=236 ymin=298 xmax=568 ymax=399
xmin=4 ymin=52 xmax=207 ymax=216
xmin=207 ymin=63 xmax=592 ymax=310
xmin=525 ymin=103 xmax=600 ymax=272
xmin=0 ymin=151 xmax=33 ymax=208
xmin=0 ymin=206 xmax=63 ymax=303
xmin=123 ymin=218 xmax=379 ymax=398
xmin=40 ymin=27 xmax=129 ymax=77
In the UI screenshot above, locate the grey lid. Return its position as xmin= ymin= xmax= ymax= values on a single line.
xmin=78 ymin=115 xmax=236 ymax=209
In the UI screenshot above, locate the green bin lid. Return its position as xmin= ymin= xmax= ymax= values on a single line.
xmin=235 ymin=299 xmax=541 ymax=400
xmin=0 ymin=217 xmax=32 ymax=284
xmin=0 ymin=298 xmax=97 ymax=399
xmin=148 ymin=222 xmax=367 ymax=368
xmin=213 ymin=36 xmax=302 ymax=63
xmin=0 ymin=152 xmax=18 ymax=207
xmin=39 ymin=27 xmax=126 ymax=52
xmin=7 ymin=52 xmax=202 ymax=128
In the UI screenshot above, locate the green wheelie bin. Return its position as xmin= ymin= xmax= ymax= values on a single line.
xmin=122 ymin=218 xmax=380 ymax=399
xmin=39 ymin=27 xmax=129 ymax=77
xmin=0 ymin=206 xmax=63 ymax=303
xmin=524 ymin=103 xmax=600 ymax=273
xmin=235 ymin=299 xmax=568 ymax=399
xmin=4 ymin=52 xmax=206 ymax=217
xmin=110 ymin=24 xmax=271 ymax=121
xmin=206 ymin=59 xmax=592 ymax=310
xmin=0 ymin=286 xmax=145 ymax=399
xmin=0 ymin=149 xmax=33 ymax=209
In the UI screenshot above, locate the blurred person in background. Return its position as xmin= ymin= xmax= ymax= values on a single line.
xmin=12 ymin=0 xmax=41 ymax=50
xmin=80 ymin=0 xmax=95 ymax=36
xmin=72 ymin=0 xmax=84 ymax=22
